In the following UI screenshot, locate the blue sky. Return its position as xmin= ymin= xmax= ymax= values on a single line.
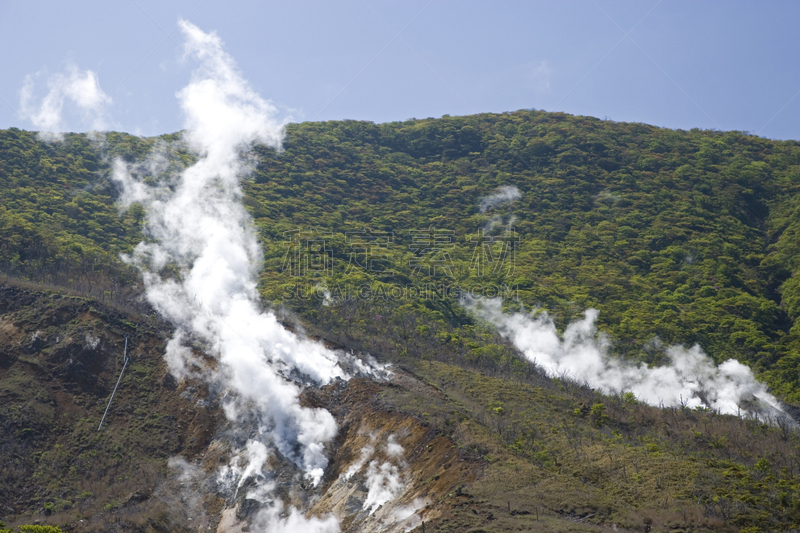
xmin=1 ymin=0 xmax=798 ymax=139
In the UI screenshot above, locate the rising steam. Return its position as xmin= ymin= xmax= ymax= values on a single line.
xmin=112 ymin=20 xmax=352 ymax=531
xmin=478 ymin=185 xmax=520 ymax=235
xmin=19 ymin=64 xmax=111 ymax=140
xmin=465 ymin=298 xmax=783 ymax=416
xmin=479 ymin=185 xmax=521 ymax=213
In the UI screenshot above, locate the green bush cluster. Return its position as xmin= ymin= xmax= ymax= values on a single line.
xmin=0 ymin=523 xmax=64 ymax=533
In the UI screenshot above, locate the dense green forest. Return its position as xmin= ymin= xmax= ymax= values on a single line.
xmin=2 ymin=110 xmax=799 ymax=401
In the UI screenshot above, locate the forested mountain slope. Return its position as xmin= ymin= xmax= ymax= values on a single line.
xmin=4 ymin=111 xmax=800 ymax=532
xmin=2 ymin=110 xmax=800 ymax=401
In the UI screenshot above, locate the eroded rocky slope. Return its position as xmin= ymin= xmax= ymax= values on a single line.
xmin=0 ymin=283 xmax=484 ymax=532
xmin=4 ymin=282 xmax=800 ymax=533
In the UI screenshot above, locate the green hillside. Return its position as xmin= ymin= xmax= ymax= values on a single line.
xmin=2 ymin=110 xmax=799 ymax=401
xmin=4 ymin=111 xmax=800 ymax=531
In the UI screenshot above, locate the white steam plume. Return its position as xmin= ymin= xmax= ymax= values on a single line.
xmin=112 ymin=20 xmax=349 ymax=530
xmin=386 ymin=434 xmax=404 ymax=458
xmin=340 ymin=440 xmax=375 ymax=482
xmin=362 ymin=436 xmax=407 ymax=515
xmin=466 ymin=298 xmax=783 ymax=416
xmin=363 ymin=461 xmax=405 ymax=514
xmin=479 ymin=185 xmax=521 ymax=213
xmin=19 ymin=64 xmax=111 ymax=140
xmin=335 ymin=434 xmax=411 ymax=521
xmin=253 ymin=502 xmax=340 ymax=533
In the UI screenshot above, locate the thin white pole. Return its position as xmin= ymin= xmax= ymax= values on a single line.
xmin=98 ymin=337 xmax=128 ymax=431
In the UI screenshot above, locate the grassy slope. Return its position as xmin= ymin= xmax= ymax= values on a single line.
xmin=403 ymin=360 xmax=800 ymax=532
xmin=0 ymin=284 xmax=221 ymax=532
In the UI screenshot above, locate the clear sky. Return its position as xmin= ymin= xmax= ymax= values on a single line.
xmin=1 ymin=0 xmax=798 ymax=140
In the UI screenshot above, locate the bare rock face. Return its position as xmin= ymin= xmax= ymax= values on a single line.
xmin=0 ymin=285 xmax=484 ymax=532
xmin=196 ymin=375 xmax=482 ymax=533
xmin=307 ymin=377 xmax=481 ymax=533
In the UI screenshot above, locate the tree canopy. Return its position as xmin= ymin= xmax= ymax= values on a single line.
xmin=2 ymin=111 xmax=800 ymax=400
